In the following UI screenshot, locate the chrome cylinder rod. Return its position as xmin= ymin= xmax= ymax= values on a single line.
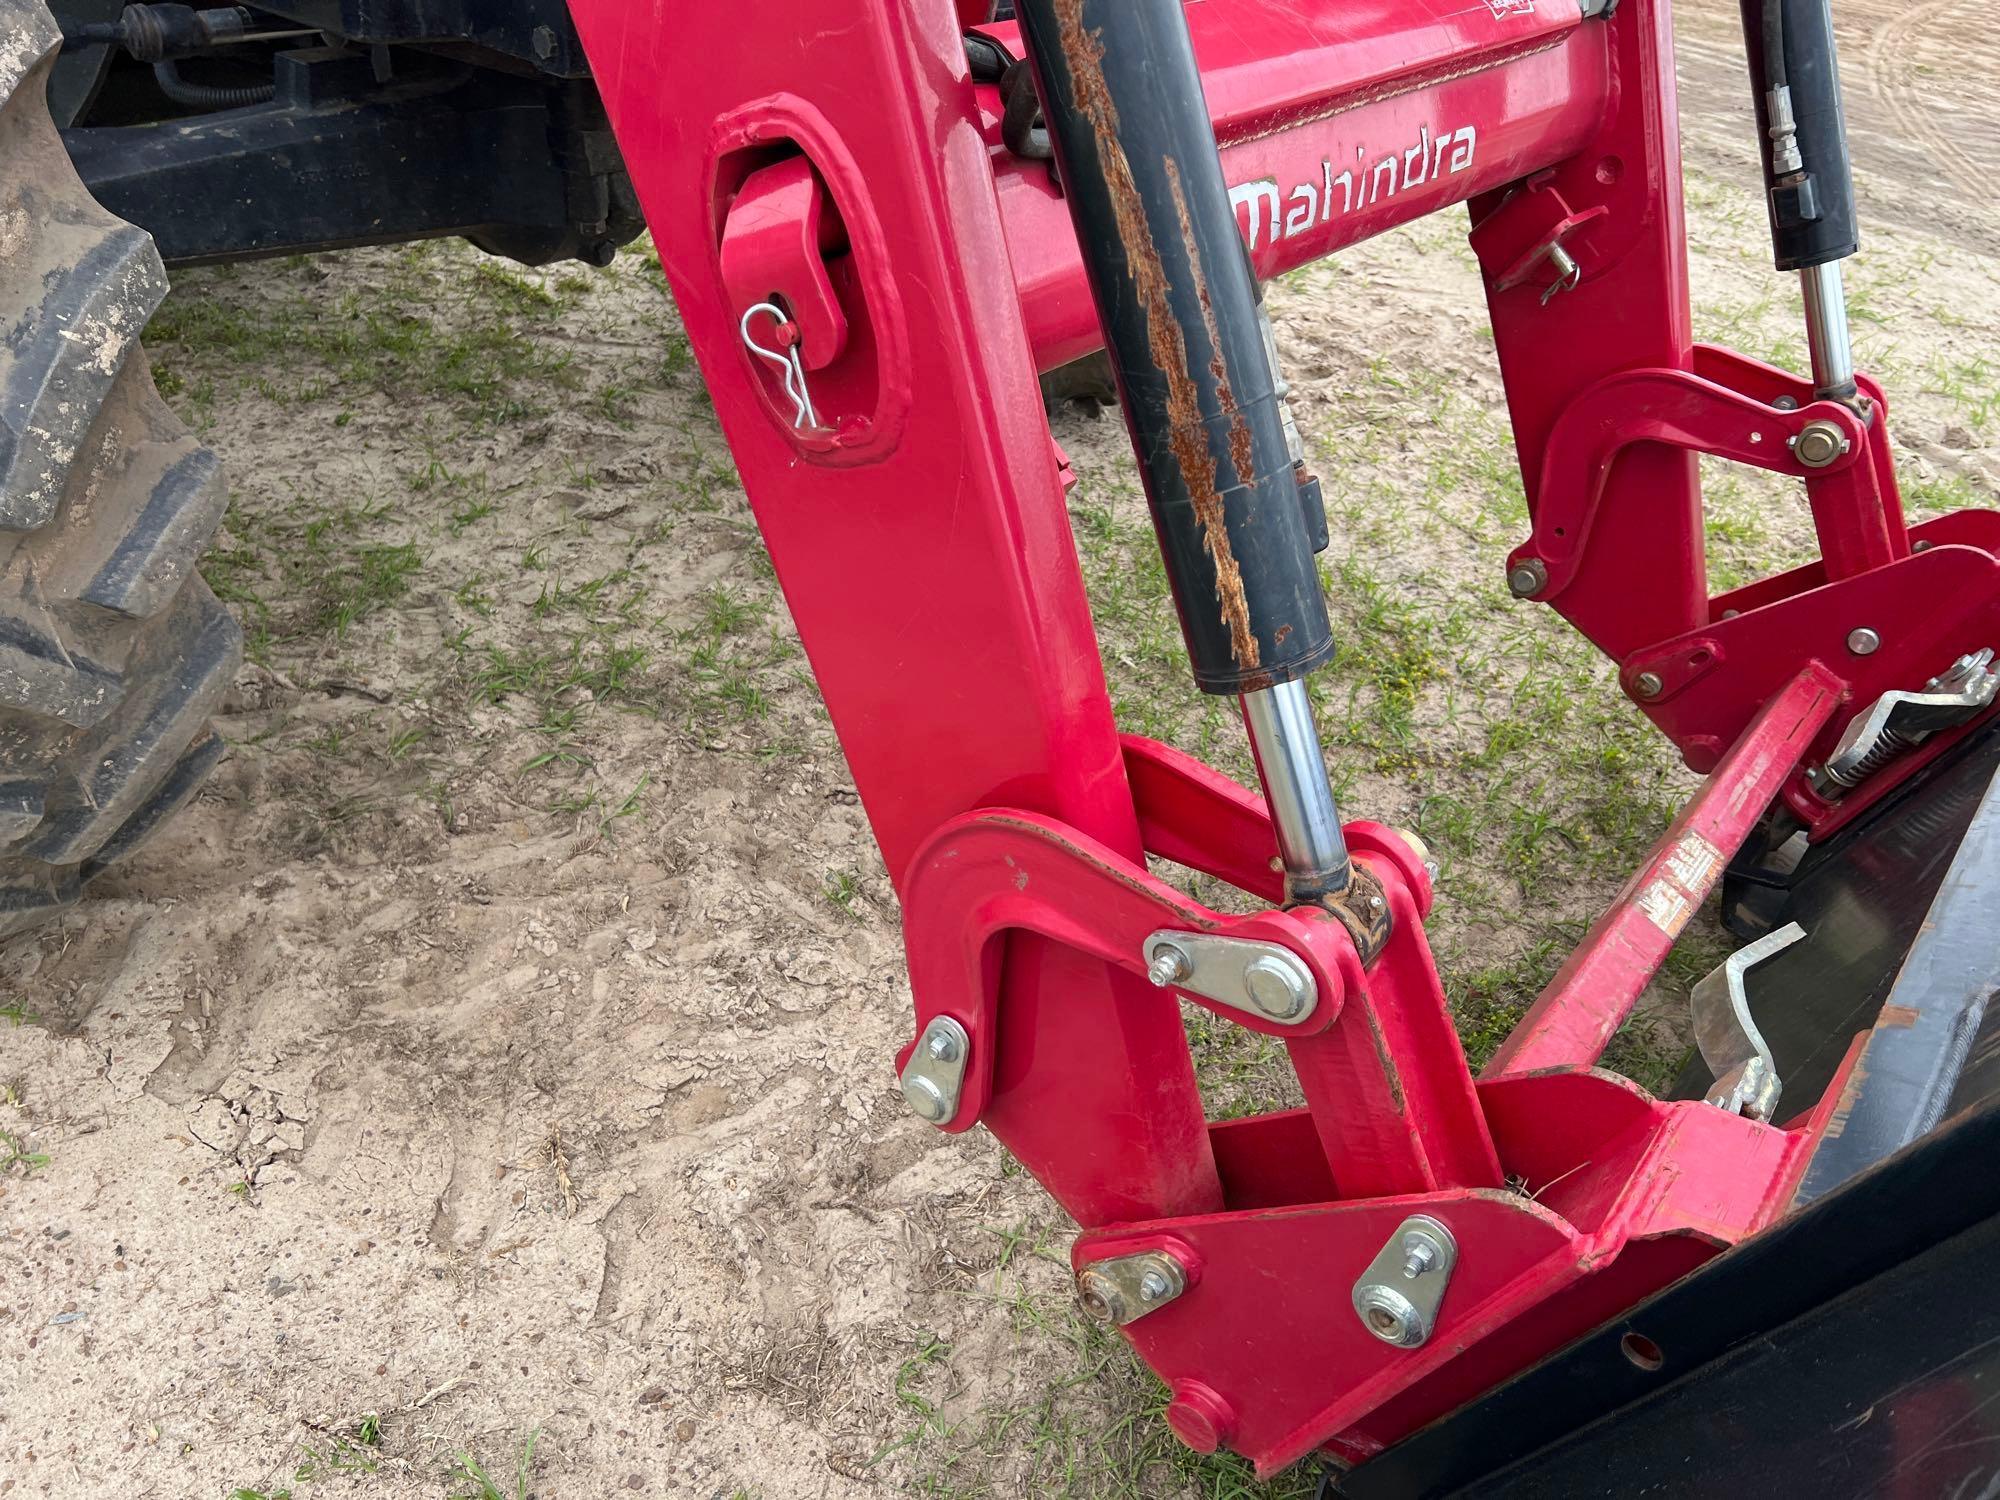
xmin=1800 ymin=259 xmax=1857 ymax=399
xmin=1242 ymin=679 xmax=1351 ymax=901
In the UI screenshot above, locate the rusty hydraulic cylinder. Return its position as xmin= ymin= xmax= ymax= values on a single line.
xmin=1017 ymin=0 xmax=1351 ymax=903
xmin=1014 ymin=0 xmax=1334 ymax=700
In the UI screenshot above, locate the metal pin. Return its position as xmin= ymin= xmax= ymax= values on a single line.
xmin=739 ymin=301 xmax=819 ymax=429
xmin=1541 ymin=245 xmax=1582 ymax=306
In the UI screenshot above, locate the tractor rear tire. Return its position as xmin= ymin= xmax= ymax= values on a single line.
xmin=0 ymin=2 xmax=241 ymax=938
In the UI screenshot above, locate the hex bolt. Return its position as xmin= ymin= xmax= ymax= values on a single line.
xmin=1147 ymin=943 xmax=1191 ymax=988
xmin=926 ymin=1028 xmax=961 ymax=1063
xmin=1791 ymin=419 xmax=1850 ymax=469
xmin=1772 ymin=394 xmax=1800 ymax=411
xmin=1508 ymin=558 xmax=1548 ymax=598
xmin=1243 ymin=955 xmax=1310 ymax=1021
xmin=1078 ymin=1253 xmax=1187 ymax=1326
xmin=1846 ymin=627 xmax=1881 ymax=656
xmin=1354 ymin=1215 xmax=1456 ymax=1349
xmin=1634 ymin=671 xmax=1664 ymax=699
xmin=1400 ymin=1233 xmax=1440 ymax=1278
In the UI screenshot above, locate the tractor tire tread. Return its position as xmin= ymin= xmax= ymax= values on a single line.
xmin=0 ymin=0 xmax=241 ymax=938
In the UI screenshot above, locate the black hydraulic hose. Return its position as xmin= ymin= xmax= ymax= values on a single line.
xmin=60 ymin=21 xmax=126 ymax=45
xmin=1761 ymin=0 xmax=1787 ymax=92
xmin=152 ymin=58 xmax=273 ymax=109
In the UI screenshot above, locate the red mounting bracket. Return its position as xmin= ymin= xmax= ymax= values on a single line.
xmin=1469 ymin=170 xmax=1610 ymax=300
xmin=719 ymin=154 xmax=849 ymax=370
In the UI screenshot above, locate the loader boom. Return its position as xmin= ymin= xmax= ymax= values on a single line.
xmin=564 ymin=0 xmax=2000 ymax=1478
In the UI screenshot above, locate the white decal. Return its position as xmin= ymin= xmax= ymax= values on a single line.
xmin=1635 ymin=831 xmax=1724 ymax=940
xmin=1227 ymin=122 xmax=1479 ymax=251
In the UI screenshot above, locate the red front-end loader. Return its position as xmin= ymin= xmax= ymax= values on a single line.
xmin=12 ymin=0 xmax=2000 ymax=1490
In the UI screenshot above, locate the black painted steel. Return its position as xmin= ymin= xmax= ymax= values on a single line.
xmin=64 ymin=49 xmax=641 ymax=267
xmin=1336 ymin=1097 xmax=2000 ymax=1499
xmin=231 ymin=0 xmax=589 ymax=77
xmin=1013 ymin=0 xmax=1334 ymax=695
xmin=1682 ymin=720 xmax=2000 ymax=1171
xmin=1795 ymin=738 xmax=2000 ymax=1202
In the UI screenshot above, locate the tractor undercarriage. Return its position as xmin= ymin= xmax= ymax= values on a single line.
xmin=554 ymin=0 xmax=2000 ymax=1483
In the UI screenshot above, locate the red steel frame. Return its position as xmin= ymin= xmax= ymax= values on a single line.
xmin=565 ymin=0 xmax=1996 ymax=1475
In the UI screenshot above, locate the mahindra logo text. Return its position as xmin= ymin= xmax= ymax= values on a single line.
xmin=1228 ymin=124 xmax=1478 ymax=250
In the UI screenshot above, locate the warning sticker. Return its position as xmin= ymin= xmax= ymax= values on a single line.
xmin=1634 ymin=830 xmax=1723 ymax=940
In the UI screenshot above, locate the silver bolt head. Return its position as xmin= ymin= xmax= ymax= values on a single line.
xmin=901 ymin=1073 xmax=950 ymax=1123
xmin=1846 ymin=627 xmax=1881 ymax=656
xmin=926 ymin=1028 xmax=961 ymax=1063
xmin=1354 ymin=1283 xmax=1428 ymax=1348
xmin=1507 ymin=558 xmax=1548 ymax=598
xmin=1243 ymin=955 xmax=1310 ymax=1021
xmin=1076 ymin=1267 xmax=1128 ymax=1325
xmin=1773 ymin=394 xmax=1800 ymax=411
xmin=1147 ymin=945 xmax=1191 ymax=988
xmin=1634 ymin=671 xmax=1664 ymax=699
xmin=1139 ymin=1269 xmax=1172 ymax=1302
xmin=1399 ymin=1232 xmax=1441 ymax=1278
xmin=1792 ymin=419 xmax=1849 ymax=469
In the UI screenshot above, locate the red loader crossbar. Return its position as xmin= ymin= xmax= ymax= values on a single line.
xmin=565 ymin=0 xmax=2000 ymax=1477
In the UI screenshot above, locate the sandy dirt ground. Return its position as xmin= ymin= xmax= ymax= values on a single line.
xmin=2 ymin=5 xmax=1996 ymax=1497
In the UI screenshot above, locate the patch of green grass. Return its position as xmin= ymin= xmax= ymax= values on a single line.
xmin=230 ymin=1377 xmax=391 ymax=1490
xmin=596 ymin=772 xmax=651 ymax=841
xmin=450 ymin=1429 xmax=540 ymax=1500
xmin=672 ymin=585 xmax=800 ymax=745
xmin=1904 ymin=471 xmax=1984 ymax=521
xmin=203 ymin=494 xmax=423 ymax=650
xmin=0 ymin=1128 xmax=48 ymax=1174
xmin=824 ymin=869 xmax=863 ymax=917
xmin=879 ymin=1232 xmax=1318 ymax=1500
xmin=290 ymin=1428 xmax=380 ymax=1481
xmin=150 ymin=250 xmax=586 ymax=426
xmin=320 ymin=542 xmax=423 ymax=639
xmin=1926 ymin=353 xmax=1999 ymax=435
xmin=450 ymin=498 xmax=498 ymax=533
xmin=472 ymin=261 xmax=562 ymax=314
